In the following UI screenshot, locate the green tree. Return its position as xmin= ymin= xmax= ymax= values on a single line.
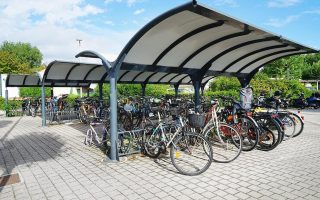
xmin=0 ymin=41 xmax=43 ymax=69
xmin=209 ymin=76 xmax=240 ymax=91
xmin=302 ymin=61 xmax=320 ymax=80
xmin=0 ymin=51 xmax=29 ymax=74
xmin=93 ymin=83 xmax=173 ymax=98
xmin=20 ymin=87 xmax=51 ymax=98
xmin=262 ymin=55 xmax=305 ymax=79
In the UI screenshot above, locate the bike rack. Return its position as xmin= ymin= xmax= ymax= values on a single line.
xmin=117 ymin=129 xmax=145 ymax=157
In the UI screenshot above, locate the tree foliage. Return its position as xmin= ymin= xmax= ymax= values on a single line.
xmin=0 ymin=51 xmax=29 ymax=74
xmin=19 ymin=87 xmax=51 ymax=98
xmin=93 ymin=83 xmax=174 ymax=99
xmin=262 ymin=53 xmax=320 ymax=80
xmin=302 ymin=61 xmax=320 ymax=80
xmin=0 ymin=41 xmax=43 ymax=69
xmin=208 ymin=74 xmax=312 ymax=99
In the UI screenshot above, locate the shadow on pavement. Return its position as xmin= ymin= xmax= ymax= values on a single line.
xmin=0 ymin=120 xmax=13 ymax=129
xmin=0 ymin=117 xmax=22 ymax=142
xmin=153 ymin=156 xmax=178 ymax=174
xmin=0 ymin=132 xmax=65 ymax=191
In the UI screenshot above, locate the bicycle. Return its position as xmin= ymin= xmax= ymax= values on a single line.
xmin=200 ymin=99 xmax=242 ymax=163
xmin=144 ymin=113 xmax=213 ymax=176
xmin=85 ymin=118 xmax=146 ymax=156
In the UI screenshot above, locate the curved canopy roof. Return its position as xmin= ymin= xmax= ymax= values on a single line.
xmin=44 ymin=61 xmax=214 ymax=85
xmin=5 ymin=74 xmax=90 ymax=87
xmin=42 ymin=1 xmax=317 ymax=86
xmin=115 ymin=2 xmax=317 ymax=78
xmin=6 ymin=74 xmax=41 ymax=87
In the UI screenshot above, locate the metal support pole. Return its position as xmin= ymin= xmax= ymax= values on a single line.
xmin=1 ymin=88 xmax=9 ymax=116
xmin=86 ymin=87 xmax=90 ymax=97
xmin=50 ymin=88 xmax=54 ymax=98
xmin=194 ymin=80 xmax=201 ymax=113
xmin=75 ymin=50 xmax=125 ymax=162
xmin=109 ymin=75 xmax=118 ymax=161
xmin=237 ymin=77 xmax=251 ymax=88
xmin=41 ymin=83 xmax=46 ymax=127
xmin=174 ymin=84 xmax=179 ymax=98
xmin=141 ymin=83 xmax=146 ymax=96
xmin=200 ymin=84 xmax=205 ymax=96
xmin=191 ymin=74 xmax=203 ymax=113
xmin=98 ymin=83 xmax=103 ymax=101
xmin=5 ymin=89 xmax=8 ymax=105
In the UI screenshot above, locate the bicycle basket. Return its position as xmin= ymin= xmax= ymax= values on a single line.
xmin=188 ymin=114 xmax=206 ymax=128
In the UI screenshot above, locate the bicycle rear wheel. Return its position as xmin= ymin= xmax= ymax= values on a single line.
xmin=278 ymin=113 xmax=296 ymax=139
xmin=234 ymin=116 xmax=259 ymax=151
xmin=170 ymin=133 xmax=213 ymax=176
xmin=255 ymin=116 xmax=282 ymax=151
xmin=204 ymin=124 xmax=242 ymax=163
xmin=290 ymin=112 xmax=304 ymax=137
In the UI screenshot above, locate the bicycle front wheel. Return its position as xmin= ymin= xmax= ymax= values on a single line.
xmin=290 ymin=112 xmax=304 ymax=137
xmin=170 ymin=133 xmax=213 ymax=176
xmin=204 ymin=124 xmax=242 ymax=163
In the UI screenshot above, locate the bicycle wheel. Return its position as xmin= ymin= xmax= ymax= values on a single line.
xmin=233 ymin=116 xmax=259 ymax=151
xmin=290 ymin=113 xmax=304 ymax=137
xmin=117 ymin=131 xmax=132 ymax=155
xmin=204 ymin=124 xmax=242 ymax=163
xmin=170 ymin=133 xmax=213 ymax=176
xmin=255 ymin=116 xmax=282 ymax=151
xmin=257 ymin=126 xmax=276 ymax=151
xmin=143 ymin=125 xmax=162 ymax=158
xmin=278 ymin=113 xmax=296 ymax=139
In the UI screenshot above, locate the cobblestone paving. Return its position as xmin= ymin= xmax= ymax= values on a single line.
xmin=0 ymin=110 xmax=320 ymax=200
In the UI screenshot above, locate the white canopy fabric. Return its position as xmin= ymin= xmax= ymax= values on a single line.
xmin=118 ymin=2 xmax=317 ymax=78
xmin=42 ymin=2 xmax=318 ymax=85
xmin=5 ymin=74 xmax=90 ymax=87
xmin=44 ymin=61 xmax=214 ymax=85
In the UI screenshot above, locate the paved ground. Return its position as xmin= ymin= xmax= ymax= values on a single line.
xmin=0 ymin=110 xmax=320 ymax=200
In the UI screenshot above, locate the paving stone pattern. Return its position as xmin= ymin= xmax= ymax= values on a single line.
xmin=0 ymin=111 xmax=320 ymax=200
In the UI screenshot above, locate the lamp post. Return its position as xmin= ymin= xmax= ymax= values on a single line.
xmin=76 ymin=39 xmax=83 ymax=47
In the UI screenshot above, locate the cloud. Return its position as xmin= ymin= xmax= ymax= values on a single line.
xmin=127 ymin=0 xmax=138 ymax=7
xmin=134 ymin=9 xmax=145 ymax=15
xmin=104 ymin=0 xmax=122 ymax=4
xmin=265 ymin=15 xmax=300 ymax=27
xmin=0 ymin=0 xmax=136 ymax=63
xmin=105 ymin=20 xmax=115 ymax=25
xmin=268 ymin=0 xmax=301 ymax=8
xmin=104 ymin=0 xmax=141 ymax=7
xmin=0 ymin=0 xmax=103 ymax=26
xmin=212 ymin=0 xmax=238 ymax=7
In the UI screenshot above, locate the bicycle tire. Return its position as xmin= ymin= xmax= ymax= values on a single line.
xmin=117 ymin=131 xmax=132 ymax=154
xmin=290 ymin=112 xmax=304 ymax=137
xmin=143 ymin=125 xmax=162 ymax=158
xmin=278 ymin=113 xmax=296 ymax=139
xmin=204 ymin=124 xmax=242 ymax=163
xmin=170 ymin=133 xmax=213 ymax=176
xmin=255 ymin=116 xmax=283 ymax=150
xmin=257 ymin=126 xmax=276 ymax=151
xmin=233 ymin=116 xmax=259 ymax=151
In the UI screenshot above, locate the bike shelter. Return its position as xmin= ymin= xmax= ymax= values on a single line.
xmin=6 ymin=1 xmax=319 ymax=161
xmin=5 ymin=74 xmax=90 ymax=122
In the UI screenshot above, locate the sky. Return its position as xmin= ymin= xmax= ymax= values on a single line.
xmin=0 ymin=0 xmax=319 ymax=64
